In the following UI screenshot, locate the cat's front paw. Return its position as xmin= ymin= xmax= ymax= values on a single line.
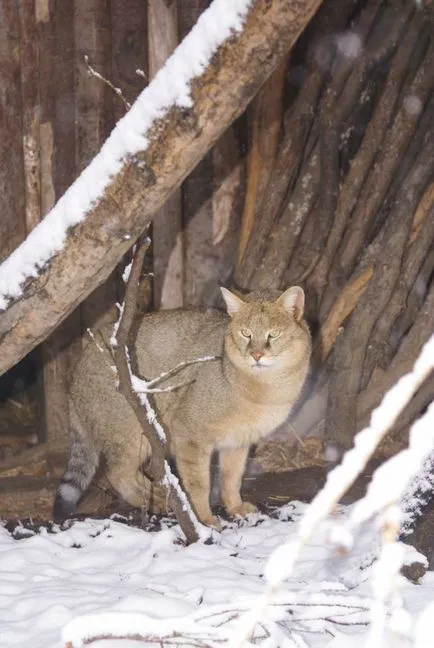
xmin=228 ymin=501 xmax=258 ymax=518
xmin=201 ymin=514 xmax=222 ymax=530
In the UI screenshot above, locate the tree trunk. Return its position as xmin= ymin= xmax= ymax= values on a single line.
xmin=0 ymin=0 xmax=323 ymax=377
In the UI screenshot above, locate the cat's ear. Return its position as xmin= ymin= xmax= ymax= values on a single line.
xmin=220 ymin=287 xmax=245 ymax=317
xmin=278 ymin=286 xmax=305 ymax=322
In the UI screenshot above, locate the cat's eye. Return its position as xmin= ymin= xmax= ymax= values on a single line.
xmin=240 ymin=329 xmax=252 ymax=339
xmin=267 ymin=331 xmax=281 ymax=341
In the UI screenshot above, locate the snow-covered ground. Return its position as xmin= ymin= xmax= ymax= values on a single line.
xmin=1 ymin=503 xmax=432 ymax=648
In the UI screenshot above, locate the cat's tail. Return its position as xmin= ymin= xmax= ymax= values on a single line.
xmin=53 ymin=406 xmax=99 ymax=521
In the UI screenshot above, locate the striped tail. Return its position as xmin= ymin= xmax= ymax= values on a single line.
xmin=53 ymin=439 xmax=98 ymax=521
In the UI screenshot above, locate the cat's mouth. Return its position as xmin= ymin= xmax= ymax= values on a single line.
xmin=249 ymin=358 xmax=274 ymax=370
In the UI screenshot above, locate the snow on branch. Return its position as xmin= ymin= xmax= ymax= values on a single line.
xmin=0 ymin=0 xmax=323 ymax=377
xmin=228 ymin=334 xmax=434 ymax=647
xmin=109 ymin=235 xmax=210 ymax=544
xmin=265 ymin=333 xmax=434 ymax=587
xmin=0 ymin=0 xmax=254 ymax=310
xmin=62 ymin=591 xmax=373 ymax=648
xmin=349 ymin=400 xmax=434 ymax=530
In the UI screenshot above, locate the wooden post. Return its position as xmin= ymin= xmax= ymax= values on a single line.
xmin=236 ymin=60 xmax=286 ymax=267
xmin=179 ymin=1 xmax=214 ymax=306
xmin=0 ymin=1 xmax=26 ymax=261
xmin=180 ymin=1 xmax=244 ymax=307
xmin=148 ymin=0 xmax=184 ymax=309
xmin=74 ymin=0 xmax=118 ymax=331
xmin=37 ymin=0 xmax=82 ymax=447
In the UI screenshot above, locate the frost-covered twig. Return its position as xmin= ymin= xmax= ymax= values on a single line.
xmin=62 ymin=591 xmax=372 ymax=648
xmin=134 ymin=385 xmax=210 ymax=542
xmin=86 ymin=327 xmax=104 ymax=353
xmin=144 ymin=355 xmax=220 ymax=388
xmin=110 ymin=235 xmax=204 ymax=543
xmin=84 ymin=54 xmax=132 ymax=111
xmin=231 ymin=334 xmax=434 ymax=646
xmin=348 ymin=401 xmax=434 ymax=530
xmin=267 ymin=334 xmax=434 ymax=582
xmin=365 ymin=515 xmax=408 ymax=648
xmin=130 ymin=355 xmax=220 ymax=394
xmin=345 ymin=399 xmax=434 ymax=647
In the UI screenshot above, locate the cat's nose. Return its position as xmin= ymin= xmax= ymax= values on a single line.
xmin=251 ymin=351 xmax=264 ymax=362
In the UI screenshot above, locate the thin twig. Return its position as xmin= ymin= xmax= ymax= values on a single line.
xmin=144 ymin=356 xmax=221 ymax=389
xmin=84 ymin=54 xmax=131 ymax=111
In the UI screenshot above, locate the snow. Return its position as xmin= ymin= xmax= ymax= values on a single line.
xmin=335 ymin=32 xmax=362 ymax=59
xmin=0 ymin=0 xmax=254 ymax=310
xmin=0 ymin=504 xmax=433 ymax=648
xmin=1 ymin=337 xmax=433 ymax=647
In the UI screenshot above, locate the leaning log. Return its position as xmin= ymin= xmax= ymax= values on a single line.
xmin=0 ymin=0 xmax=323 ymax=377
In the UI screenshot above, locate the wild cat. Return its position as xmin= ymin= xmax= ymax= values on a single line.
xmin=54 ymin=286 xmax=311 ymax=527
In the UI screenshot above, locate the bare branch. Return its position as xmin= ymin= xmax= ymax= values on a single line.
xmin=84 ymin=54 xmax=132 ymax=110
xmin=111 ymin=235 xmax=203 ymax=544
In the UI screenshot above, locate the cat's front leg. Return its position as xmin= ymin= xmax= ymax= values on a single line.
xmin=219 ymin=446 xmax=258 ymax=517
xmin=175 ymin=440 xmax=219 ymax=528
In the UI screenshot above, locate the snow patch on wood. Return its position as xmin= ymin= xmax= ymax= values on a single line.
xmin=0 ymin=0 xmax=253 ymax=310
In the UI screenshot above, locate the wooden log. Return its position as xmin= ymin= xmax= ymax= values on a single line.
xmin=314 ymin=2 xmax=410 ymax=299
xmin=18 ymin=0 xmax=46 ymax=446
xmin=179 ymin=1 xmax=218 ymax=307
xmin=19 ymin=0 xmax=41 ymax=237
xmin=362 ymin=198 xmax=434 ymax=386
xmin=311 ymin=3 xmax=416 ymax=311
xmin=252 ymin=142 xmax=320 ymax=291
xmin=392 ymin=249 xmax=434 ymax=348
xmin=333 ymin=41 xmax=434 ymax=283
xmin=0 ymin=432 xmax=37 ymax=449
xmin=0 ymin=0 xmax=324 ymax=376
xmin=148 ymin=0 xmax=184 ymax=309
xmin=316 ymin=181 xmax=433 ymax=367
xmin=75 ymin=0 xmax=118 ymax=331
xmin=240 ymin=0 xmax=388 ymax=295
xmin=234 ymin=0 xmax=360 ymax=290
xmin=326 ymin=127 xmax=434 ymax=450
xmin=236 ymin=60 xmax=286 ymax=266
xmin=357 ymin=279 xmax=434 ymax=427
xmin=242 ymin=462 xmax=384 ymax=508
xmin=211 ymin=124 xmax=244 ymax=287
xmin=110 ymin=0 xmax=148 ymax=120
xmin=316 ymin=265 xmax=374 ymax=364
xmin=0 ymin=1 xmax=26 ymax=261
xmin=37 ymin=2 xmax=82 ymax=447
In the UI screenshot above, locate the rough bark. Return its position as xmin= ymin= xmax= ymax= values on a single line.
xmin=148 ymin=0 xmax=184 ymax=310
xmin=0 ymin=0 xmax=323 ymax=376
xmin=0 ymin=1 xmax=26 ymax=261
xmin=75 ymin=0 xmax=118 ymax=332
xmin=234 ymin=0 xmax=361 ymax=290
xmin=37 ymin=2 xmax=82 ymax=448
xmin=236 ymin=59 xmax=286 ymax=266
xmin=325 ymin=126 xmax=434 ymax=450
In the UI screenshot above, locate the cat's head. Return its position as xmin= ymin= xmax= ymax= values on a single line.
xmin=221 ymin=286 xmax=311 ymax=375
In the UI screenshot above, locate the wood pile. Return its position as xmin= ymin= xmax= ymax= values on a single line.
xmin=235 ymin=0 xmax=434 ymax=453
xmin=0 ymin=0 xmax=433 ymax=521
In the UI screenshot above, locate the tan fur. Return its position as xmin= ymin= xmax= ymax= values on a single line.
xmin=66 ymin=287 xmax=311 ymax=526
